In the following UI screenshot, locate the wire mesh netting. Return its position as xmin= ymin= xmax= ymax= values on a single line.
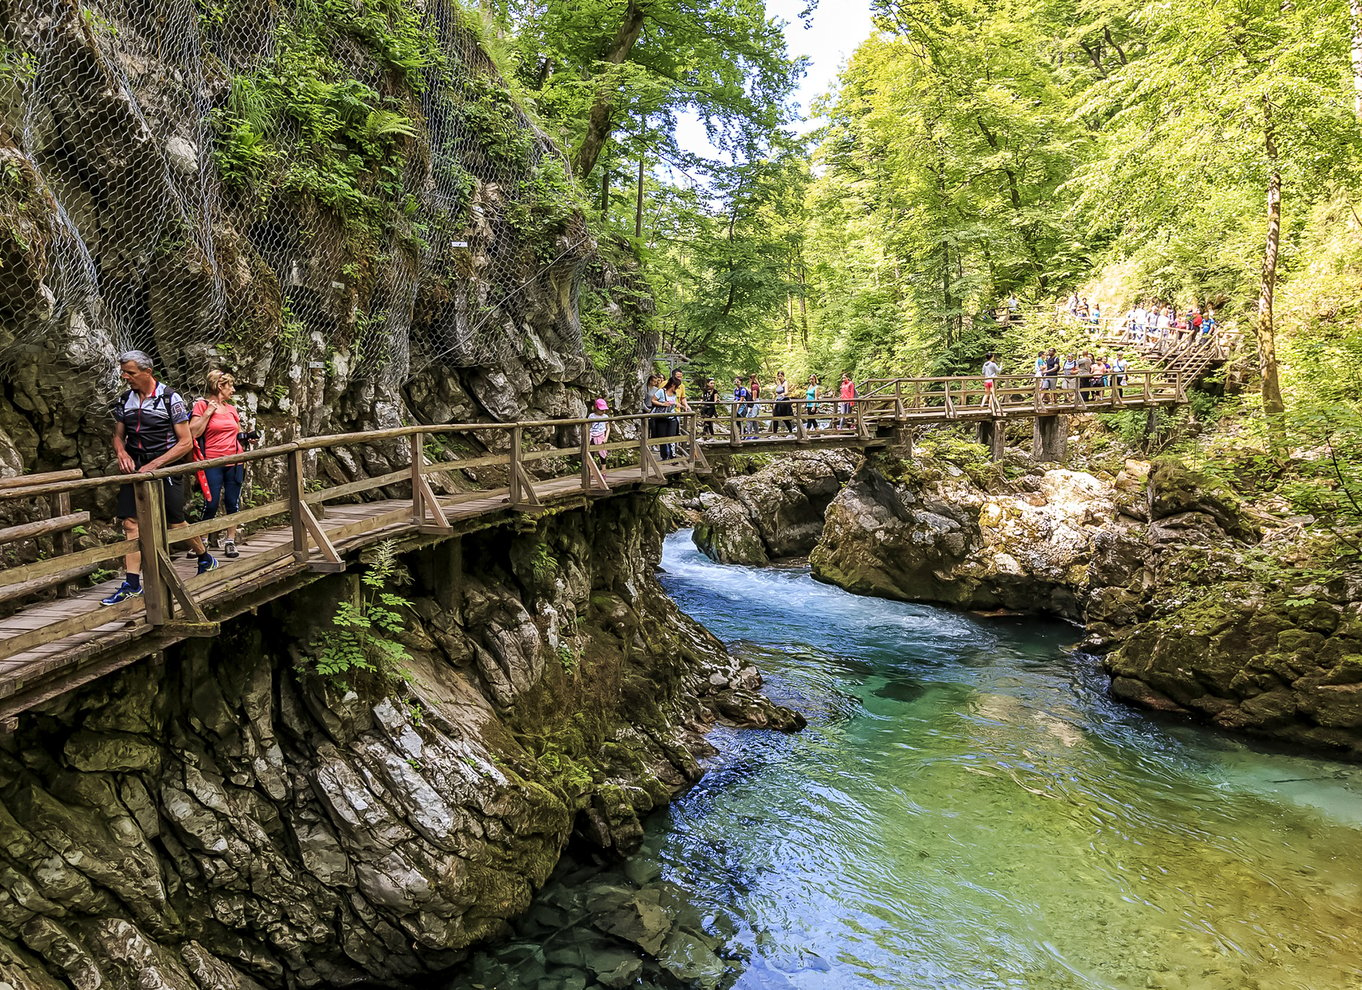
xmin=0 ymin=0 xmax=591 ymax=412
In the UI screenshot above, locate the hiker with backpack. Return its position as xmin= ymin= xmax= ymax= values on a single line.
xmin=102 ymin=351 xmax=218 ymax=606
xmin=189 ymin=370 xmax=250 ymax=559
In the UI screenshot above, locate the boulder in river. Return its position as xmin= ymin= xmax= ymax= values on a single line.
xmin=693 ymin=450 xmax=860 ymax=565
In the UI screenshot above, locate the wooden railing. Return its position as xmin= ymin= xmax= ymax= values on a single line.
xmin=0 ymin=412 xmax=708 ymax=654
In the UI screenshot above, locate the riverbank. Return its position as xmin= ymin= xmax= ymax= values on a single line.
xmin=685 ymin=440 xmax=1362 ymax=760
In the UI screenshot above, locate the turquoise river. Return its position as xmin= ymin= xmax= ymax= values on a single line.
xmin=461 ymin=531 xmax=1362 ymax=990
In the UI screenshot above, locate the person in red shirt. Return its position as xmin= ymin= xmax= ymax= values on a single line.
xmin=189 ymin=370 xmax=247 ymax=558
xmin=837 ymin=373 xmax=856 ymax=429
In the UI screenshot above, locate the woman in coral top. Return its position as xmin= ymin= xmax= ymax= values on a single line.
xmin=189 ymin=370 xmax=246 ymax=558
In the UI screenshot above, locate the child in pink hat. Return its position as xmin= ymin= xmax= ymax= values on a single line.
xmin=587 ymin=398 xmax=611 ymax=463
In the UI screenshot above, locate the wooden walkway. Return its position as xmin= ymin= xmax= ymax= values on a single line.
xmin=0 ymin=370 xmax=1194 ymax=722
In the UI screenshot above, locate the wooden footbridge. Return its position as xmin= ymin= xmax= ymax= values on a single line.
xmin=0 ymin=370 xmax=1189 ymax=721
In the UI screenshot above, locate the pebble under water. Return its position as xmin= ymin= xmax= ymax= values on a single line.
xmin=456 ymin=531 xmax=1362 ymax=990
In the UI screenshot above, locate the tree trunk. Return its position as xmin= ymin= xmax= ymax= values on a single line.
xmin=1257 ymin=97 xmax=1286 ymax=416
xmin=1351 ymin=0 xmax=1362 ymax=119
xmin=635 ymin=155 xmax=645 ymax=239
xmin=600 ymin=167 xmax=611 ymax=218
xmin=573 ymin=0 xmax=647 ymax=179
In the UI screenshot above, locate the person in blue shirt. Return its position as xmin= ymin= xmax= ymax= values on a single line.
xmin=732 ymin=377 xmax=751 ymax=440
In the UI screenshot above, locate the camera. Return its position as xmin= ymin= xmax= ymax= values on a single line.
xmin=238 ymin=430 xmax=262 ymax=449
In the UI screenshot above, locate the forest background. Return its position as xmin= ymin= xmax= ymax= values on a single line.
xmin=474 ymin=0 xmax=1362 ymax=533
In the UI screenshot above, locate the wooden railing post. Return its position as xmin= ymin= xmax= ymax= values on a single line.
xmin=50 ymin=491 xmax=73 ymax=598
xmin=579 ymin=422 xmax=592 ymax=491
xmin=410 ymin=434 xmax=425 ymax=525
xmin=509 ymin=426 xmax=524 ymax=505
xmin=287 ymin=448 xmax=309 ymax=563
xmin=133 ymin=477 xmax=170 ymax=625
xmin=729 ymin=402 xmax=740 ymax=448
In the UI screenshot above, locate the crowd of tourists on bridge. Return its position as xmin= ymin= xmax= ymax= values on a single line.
xmin=982 ymin=348 xmax=1131 ymax=405
xmin=1063 ymin=293 xmax=1221 ymax=351
xmin=627 ymin=368 xmax=866 ymax=459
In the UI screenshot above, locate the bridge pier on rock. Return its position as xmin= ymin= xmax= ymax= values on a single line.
xmin=977 ymin=420 xmax=1007 ymax=460
xmin=888 ymin=423 xmax=915 ymax=460
xmin=1032 ymin=414 xmax=1070 ymax=462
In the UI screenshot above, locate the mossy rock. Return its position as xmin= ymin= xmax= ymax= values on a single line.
xmin=1147 ymin=457 xmax=1258 ymax=541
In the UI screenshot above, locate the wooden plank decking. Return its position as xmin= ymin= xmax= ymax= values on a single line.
xmin=0 ymin=461 xmax=682 ymax=721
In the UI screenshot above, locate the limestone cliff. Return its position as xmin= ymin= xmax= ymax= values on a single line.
xmin=0 ymin=0 xmax=648 ymax=481
xmin=0 ymin=495 xmax=800 ymax=988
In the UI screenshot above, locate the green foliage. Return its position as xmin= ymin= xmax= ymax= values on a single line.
xmin=916 ymin=434 xmax=991 ymax=468
xmin=305 ymin=541 xmax=413 ymax=685
xmin=525 ymin=540 xmax=555 ymax=586
xmin=210 ymin=0 xmax=434 ymax=244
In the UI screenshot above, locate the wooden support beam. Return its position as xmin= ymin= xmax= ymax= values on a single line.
xmin=638 ymin=431 xmax=667 ymax=483
xmin=155 ymin=549 xmax=213 ymax=630
xmin=134 ymin=479 xmax=170 ymax=625
xmin=509 ymin=428 xmax=542 ymax=509
xmin=410 ymin=435 xmax=451 ymax=531
xmin=299 ymin=501 xmax=344 ymax=571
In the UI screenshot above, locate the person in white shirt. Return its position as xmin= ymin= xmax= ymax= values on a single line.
xmin=981 ymin=353 xmax=1001 ymax=407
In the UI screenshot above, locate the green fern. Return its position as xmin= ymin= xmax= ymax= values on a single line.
xmin=305 ymin=539 xmax=412 ymax=685
xmin=364 ymin=109 xmax=416 ymax=143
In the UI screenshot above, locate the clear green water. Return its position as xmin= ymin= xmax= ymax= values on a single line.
xmin=641 ymin=532 xmax=1362 ymax=990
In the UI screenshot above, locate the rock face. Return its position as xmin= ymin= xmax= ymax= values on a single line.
xmin=692 ymin=450 xmax=860 ymax=565
xmin=0 ymin=495 xmax=801 ymax=988
xmin=1107 ymin=568 xmax=1362 ymax=757
xmin=1102 ymin=463 xmax=1360 ymax=758
xmin=801 ymin=449 xmax=1362 ymax=757
xmin=810 ymin=453 xmax=1148 ymax=621
xmin=0 ymin=0 xmax=642 ymax=490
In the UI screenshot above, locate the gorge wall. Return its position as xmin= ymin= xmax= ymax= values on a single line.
xmin=0 ymin=0 xmax=646 ymax=484
xmin=0 ymin=495 xmax=800 ymax=988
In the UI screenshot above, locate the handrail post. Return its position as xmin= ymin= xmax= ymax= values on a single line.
xmin=51 ymin=490 xmax=74 ymax=598
xmin=133 ymin=477 xmax=170 ymax=625
xmin=580 ymin=420 xmax=592 ymax=491
xmin=687 ymin=411 xmax=700 ymax=466
xmin=287 ymin=448 xmax=309 ymax=563
xmin=509 ymin=426 xmax=524 ymax=504
xmin=855 ymin=399 xmax=867 ymax=439
xmin=1143 ymin=373 xmax=1151 ymax=405
xmin=729 ymin=402 xmax=740 ymax=448
xmin=409 ymin=434 xmax=425 ymax=525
